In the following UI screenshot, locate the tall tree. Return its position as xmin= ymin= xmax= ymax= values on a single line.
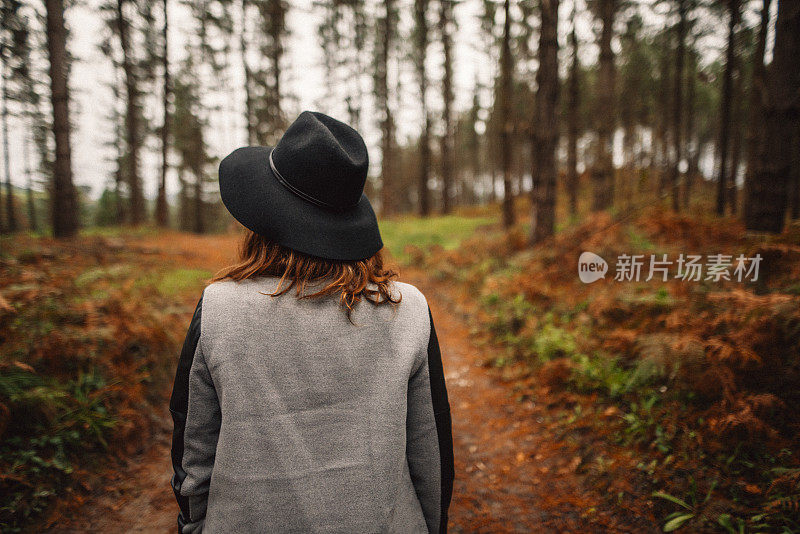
xmin=499 ymin=0 xmax=514 ymax=227
xmin=115 ymin=0 xmax=144 ymax=224
xmin=591 ymin=0 xmax=617 ymax=211
xmin=0 ymin=0 xmax=29 ymax=232
xmin=669 ymin=0 xmax=688 ymax=212
xmin=172 ymin=56 xmax=210 ymax=234
xmin=249 ymin=0 xmax=286 ymax=145
xmin=23 ymin=126 xmax=37 ymax=232
xmin=744 ymin=1 xmax=800 ymax=232
xmin=241 ymin=0 xmax=255 ymax=144
xmin=530 ymin=0 xmax=559 ymax=243
xmin=376 ymin=0 xmax=396 ymax=216
xmin=716 ymin=0 xmax=739 ymax=215
xmin=566 ymin=2 xmax=580 ymax=217
xmin=45 ymin=0 xmax=78 ymax=237
xmin=413 ymin=0 xmax=431 ymax=215
xmin=1 ymin=52 xmax=14 ymax=232
xmin=156 ymin=0 xmax=170 ymax=226
xmin=743 ymin=0 xmax=771 ymax=212
xmin=683 ymin=44 xmax=700 ymax=208
xmin=438 ymin=0 xmax=455 ymax=213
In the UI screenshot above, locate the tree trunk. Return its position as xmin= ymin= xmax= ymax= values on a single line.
xmin=729 ymin=47 xmax=744 ymax=215
xmin=439 ymin=0 xmax=455 ymax=214
xmin=156 ymin=0 xmax=170 ymax=227
xmin=193 ymin=171 xmax=204 ymax=233
xmin=414 ymin=0 xmax=430 ymax=216
xmin=241 ymin=0 xmax=255 ymax=144
xmin=530 ymin=0 xmax=559 ymax=244
xmin=377 ymin=0 xmax=395 ymax=216
xmin=566 ymin=5 xmax=579 ymax=217
xmin=592 ymin=0 xmax=616 ymax=211
xmin=1 ymin=58 xmax=16 ymax=232
xmin=23 ymin=125 xmax=38 ymax=232
xmin=177 ymin=166 xmax=188 ymax=231
xmin=268 ymin=0 xmax=284 ymax=131
xmin=743 ymin=0 xmax=771 ymax=212
xmin=716 ymin=0 xmax=739 ymax=215
xmin=116 ymin=0 xmax=144 ymax=224
xmin=500 ymin=0 xmax=514 ymax=227
xmin=670 ymin=0 xmax=687 ymax=212
xmin=45 ymin=0 xmax=79 ymax=238
xmin=744 ymin=1 xmax=800 ymax=232
xmin=682 ymin=51 xmax=697 ymax=209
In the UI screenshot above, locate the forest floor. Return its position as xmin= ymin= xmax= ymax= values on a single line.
xmin=12 ymin=228 xmax=648 ymax=533
xmin=4 ymin=207 xmax=799 ymax=533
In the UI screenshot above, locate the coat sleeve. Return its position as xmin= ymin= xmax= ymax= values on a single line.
xmin=406 ymin=306 xmax=455 ymax=534
xmin=169 ymin=293 xmax=222 ymax=533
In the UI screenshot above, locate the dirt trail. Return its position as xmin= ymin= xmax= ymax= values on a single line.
xmin=48 ymin=269 xmax=630 ymax=533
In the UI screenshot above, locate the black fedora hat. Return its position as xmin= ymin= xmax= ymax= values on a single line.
xmin=218 ymin=111 xmax=383 ymax=261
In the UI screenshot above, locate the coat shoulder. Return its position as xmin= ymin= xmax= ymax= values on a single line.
xmin=390 ymin=281 xmax=429 ymax=312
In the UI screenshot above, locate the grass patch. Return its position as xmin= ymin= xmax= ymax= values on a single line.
xmin=379 ymin=214 xmax=495 ymax=261
xmin=135 ymin=268 xmax=211 ymax=297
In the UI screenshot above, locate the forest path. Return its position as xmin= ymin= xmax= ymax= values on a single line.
xmin=47 ymin=259 xmax=625 ymax=533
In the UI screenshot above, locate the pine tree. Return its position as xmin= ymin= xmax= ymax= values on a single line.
xmin=529 ymin=0 xmax=559 ymax=243
xmin=438 ymin=0 xmax=455 ymax=213
xmin=744 ymin=0 xmax=800 ymax=232
xmin=45 ymin=0 xmax=78 ymax=237
xmin=566 ymin=2 xmax=580 ymax=217
xmin=156 ymin=0 xmax=170 ymax=227
xmin=375 ymin=0 xmax=397 ymax=216
xmin=591 ymin=0 xmax=617 ymax=211
xmin=115 ymin=0 xmax=145 ymax=224
xmin=499 ymin=0 xmax=514 ymax=227
xmin=413 ymin=0 xmax=432 ymax=215
xmin=716 ymin=0 xmax=740 ymax=215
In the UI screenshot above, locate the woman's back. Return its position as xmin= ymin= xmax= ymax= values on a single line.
xmin=171 ymin=278 xmax=452 ymax=533
xmin=170 ymin=111 xmax=453 ymax=533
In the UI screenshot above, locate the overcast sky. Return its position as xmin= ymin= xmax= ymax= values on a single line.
xmin=2 ymin=0 xmax=768 ymax=200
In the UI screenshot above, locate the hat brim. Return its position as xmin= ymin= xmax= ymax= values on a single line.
xmin=219 ymin=146 xmax=383 ymax=261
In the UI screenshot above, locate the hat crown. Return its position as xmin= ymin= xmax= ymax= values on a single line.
xmin=270 ymin=111 xmax=368 ymax=210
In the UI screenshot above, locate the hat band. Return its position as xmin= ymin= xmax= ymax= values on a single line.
xmin=269 ymin=149 xmax=358 ymax=212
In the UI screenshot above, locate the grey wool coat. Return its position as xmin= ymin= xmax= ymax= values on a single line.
xmin=169 ymin=278 xmax=454 ymax=533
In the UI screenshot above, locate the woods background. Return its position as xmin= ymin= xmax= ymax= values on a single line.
xmin=1 ymin=0 xmax=800 ymax=532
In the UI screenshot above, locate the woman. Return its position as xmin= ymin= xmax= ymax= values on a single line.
xmin=169 ymin=111 xmax=454 ymax=533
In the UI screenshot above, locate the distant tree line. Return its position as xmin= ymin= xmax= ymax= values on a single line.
xmin=0 ymin=0 xmax=798 ymax=239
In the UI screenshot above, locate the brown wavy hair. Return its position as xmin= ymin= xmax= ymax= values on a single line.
xmin=212 ymin=230 xmax=400 ymax=320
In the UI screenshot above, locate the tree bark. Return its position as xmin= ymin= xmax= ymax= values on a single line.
xmin=439 ymin=0 xmax=455 ymax=214
xmin=193 ymin=171 xmax=204 ymax=233
xmin=744 ymin=1 xmax=800 ymax=232
xmin=682 ymin=50 xmax=697 ymax=209
xmin=530 ymin=0 xmax=559 ymax=244
xmin=23 ymin=123 xmax=38 ymax=232
xmin=716 ymin=0 xmax=739 ymax=215
xmin=566 ymin=4 xmax=579 ymax=217
xmin=156 ymin=0 xmax=170 ymax=227
xmin=116 ymin=0 xmax=144 ymax=224
xmin=45 ymin=0 xmax=78 ymax=238
xmin=414 ymin=0 xmax=430 ymax=216
xmin=743 ymin=0 xmax=771 ymax=213
xmin=241 ymin=0 xmax=255 ymax=144
xmin=592 ymin=0 xmax=616 ymax=211
xmin=2 ymin=57 xmax=16 ymax=232
xmin=500 ymin=0 xmax=514 ymax=227
xmin=670 ymin=0 xmax=687 ymax=212
xmin=376 ymin=0 xmax=395 ymax=216
xmin=729 ymin=45 xmax=744 ymax=215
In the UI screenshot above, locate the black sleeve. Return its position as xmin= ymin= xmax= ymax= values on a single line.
xmin=428 ymin=307 xmax=454 ymax=534
xmin=169 ymin=295 xmax=203 ymax=532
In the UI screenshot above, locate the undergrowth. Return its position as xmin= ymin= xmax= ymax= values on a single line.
xmin=0 ymin=236 xmax=204 ymax=531
xmin=410 ymin=210 xmax=800 ymax=532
